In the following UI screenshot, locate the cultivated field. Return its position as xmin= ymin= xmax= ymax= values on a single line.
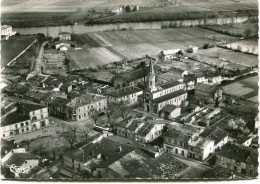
xmin=223 ymin=75 xmax=258 ymax=102
xmin=72 ymin=27 xmax=236 ymax=64
xmin=194 ymin=47 xmax=258 ymax=67
xmin=66 ymin=47 xmax=122 ymax=70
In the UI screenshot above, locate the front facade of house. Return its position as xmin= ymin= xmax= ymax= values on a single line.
xmin=215 ymin=143 xmax=258 ymax=177
xmin=66 ymin=94 xmax=107 ymax=122
xmin=1 ymin=102 xmax=50 ymax=139
xmin=106 ymin=86 xmax=143 ymax=105
xmin=163 ymin=135 xmax=214 ymax=161
xmin=59 ymin=32 xmax=71 ymax=41
xmin=117 ymin=118 xmax=165 ymax=143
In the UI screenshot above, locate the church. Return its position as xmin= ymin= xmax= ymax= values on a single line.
xmin=138 ymin=59 xmax=188 ymax=115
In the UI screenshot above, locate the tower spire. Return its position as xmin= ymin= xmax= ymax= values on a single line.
xmin=149 ymin=57 xmax=154 ymax=74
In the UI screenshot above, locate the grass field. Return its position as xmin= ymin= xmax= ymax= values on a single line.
xmin=194 ymin=47 xmax=258 ymax=67
xmin=223 ymin=75 xmax=258 ymax=102
xmin=1 ymin=35 xmax=37 ymax=68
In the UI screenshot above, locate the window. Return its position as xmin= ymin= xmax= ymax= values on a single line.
xmin=175 ymin=149 xmax=178 ymax=154
xmin=3 ymin=134 xmax=5 ymax=137
xmin=21 ymin=123 xmax=24 ymax=127
xmin=26 ymin=127 xmax=29 ymax=131
xmin=21 ymin=129 xmax=24 ymax=132
xmin=26 ymin=122 xmax=29 ymax=126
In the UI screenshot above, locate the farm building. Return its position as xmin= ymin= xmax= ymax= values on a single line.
xmin=159 ymin=49 xmax=180 ymax=60
xmin=111 ymin=6 xmax=123 ymax=13
xmin=106 ymin=86 xmax=143 ymax=105
xmin=194 ymin=83 xmax=222 ymax=104
xmin=138 ymin=60 xmax=187 ymax=115
xmin=59 ymin=32 xmax=71 ymax=41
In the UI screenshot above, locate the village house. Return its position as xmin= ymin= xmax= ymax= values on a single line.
xmin=116 ymin=116 xmax=165 ymax=143
xmin=159 ymin=49 xmax=180 ymax=60
xmin=111 ymin=6 xmax=123 ymax=14
xmin=159 ymin=105 xmax=181 ymax=119
xmin=59 ymin=32 xmax=71 ymax=41
xmin=215 ymin=143 xmax=258 ymax=177
xmin=49 ymin=97 xmax=71 ymax=119
xmin=112 ymin=64 xmax=160 ymax=88
xmin=62 ymin=136 xmax=134 ymax=177
xmin=236 ymin=135 xmax=253 ymax=147
xmin=1 ymin=25 xmax=16 ymax=40
xmin=183 ymin=74 xmax=196 ymax=90
xmin=1 ymin=99 xmax=17 ymax=116
xmin=65 ymin=94 xmax=107 ymax=122
xmin=194 ymin=83 xmax=222 ymax=105
xmin=1 ymin=102 xmax=50 ymax=139
xmin=163 ymin=124 xmax=214 ymax=161
xmin=205 ymin=73 xmax=222 ymax=84
xmin=26 ymin=74 xmax=50 ymax=88
xmin=138 ymin=60 xmax=187 ymax=115
xmin=1 ymin=145 xmax=39 ymax=178
xmin=200 ymin=127 xmax=229 ymax=151
xmin=105 ymin=86 xmax=143 ymax=105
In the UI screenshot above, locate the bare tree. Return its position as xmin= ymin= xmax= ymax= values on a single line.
xmin=70 ymin=125 xmax=78 ymax=137
xmin=106 ymin=109 xmax=113 ymax=124
xmin=65 ymin=133 xmax=77 ymax=149
xmin=90 ymin=109 xmax=99 ymax=124
xmin=118 ymin=101 xmax=130 ymax=119
xmin=81 ymin=126 xmax=90 ymax=141
xmin=21 ymin=140 xmax=30 ymax=151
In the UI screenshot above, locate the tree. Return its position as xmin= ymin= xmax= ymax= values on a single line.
xmin=106 ymin=109 xmax=113 ymax=125
xmin=243 ymin=28 xmax=252 ymax=38
xmin=125 ymin=5 xmax=131 ymax=12
xmin=90 ymin=109 xmax=99 ymax=124
xmin=81 ymin=126 xmax=90 ymax=141
xmin=118 ymin=101 xmax=130 ymax=119
xmin=65 ymin=133 xmax=77 ymax=149
xmin=20 ymin=140 xmax=30 ymax=151
xmin=70 ymin=125 xmax=78 ymax=137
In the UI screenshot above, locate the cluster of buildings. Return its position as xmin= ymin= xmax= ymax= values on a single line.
xmin=1 ymin=25 xmax=16 ymax=40
xmin=1 ymin=28 xmax=258 ymax=180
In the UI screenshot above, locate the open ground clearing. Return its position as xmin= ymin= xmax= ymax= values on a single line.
xmin=222 ymin=75 xmax=258 ymax=102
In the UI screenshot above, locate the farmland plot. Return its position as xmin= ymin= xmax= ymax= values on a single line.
xmin=66 ymin=47 xmax=122 ymax=69
xmin=195 ymin=47 xmax=258 ymax=67
xmin=223 ymin=75 xmax=258 ymax=102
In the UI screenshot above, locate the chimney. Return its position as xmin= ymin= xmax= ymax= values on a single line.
xmin=119 ymin=146 xmax=122 ymax=152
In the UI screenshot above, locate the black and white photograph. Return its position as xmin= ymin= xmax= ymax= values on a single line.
xmin=0 ymin=0 xmax=259 ymax=181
